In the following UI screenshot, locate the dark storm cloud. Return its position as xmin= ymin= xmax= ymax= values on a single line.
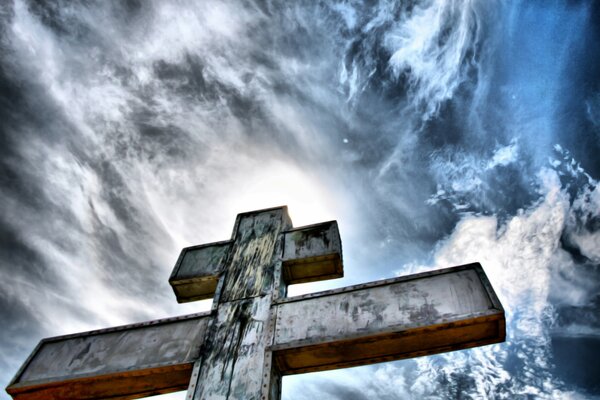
xmin=0 ymin=11 xmax=83 ymax=366
xmin=0 ymin=0 xmax=192 ymax=353
xmin=0 ymin=290 xmax=45 ymax=381
xmin=552 ymin=336 xmax=600 ymax=395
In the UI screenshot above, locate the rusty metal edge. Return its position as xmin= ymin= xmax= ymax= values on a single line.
xmin=281 ymin=252 xmax=340 ymax=267
xmin=282 ymin=253 xmax=344 ymax=285
xmin=272 ymin=313 xmax=506 ymax=375
xmin=171 ymin=274 xmax=220 ymax=303
xmin=173 ymin=291 xmax=216 ymax=304
xmin=171 ymin=277 xmax=219 ymax=304
xmin=184 ymin=359 xmax=203 ymax=399
xmin=276 ymin=329 xmax=505 ymax=376
xmin=274 ymin=262 xmax=484 ymax=304
xmin=270 ymin=308 xmax=503 ymax=351
xmin=283 ymin=271 xmax=344 ymax=285
xmin=6 ymin=363 xmax=193 ymax=396
xmin=7 ymin=312 xmax=213 ymax=387
xmin=281 ymin=252 xmax=340 ymax=266
xmin=170 ymin=274 xmax=222 ymax=286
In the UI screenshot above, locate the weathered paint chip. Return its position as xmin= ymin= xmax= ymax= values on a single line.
xmin=281 ymin=221 xmax=343 ymax=284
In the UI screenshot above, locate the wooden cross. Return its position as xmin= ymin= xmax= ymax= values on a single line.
xmin=6 ymin=206 xmax=505 ymax=400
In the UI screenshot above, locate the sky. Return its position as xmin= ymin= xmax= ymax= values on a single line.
xmin=1 ymin=0 xmax=599 ymax=399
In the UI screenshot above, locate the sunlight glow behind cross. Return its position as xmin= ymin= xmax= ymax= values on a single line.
xmin=225 ymin=161 xmax=339 ymax=228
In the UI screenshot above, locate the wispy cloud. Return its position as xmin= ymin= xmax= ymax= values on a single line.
xmin=1 ymin=0 xmax=599 ymax=399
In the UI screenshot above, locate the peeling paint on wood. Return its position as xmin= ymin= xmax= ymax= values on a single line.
xmin=189 ymin=207 xmax=292 ymax=400
xmin=281 ymin=221 xmax=343 ymax=285
xmin=192 ymin=296 xmax=273 ymax=400
xmin=274 ymin=268 xmax=492 ymax=344
xmin=270 ymin=265 xmax=504 ymax=374
xmin=6 ymin=207 xmax=506 ymax=400
xmin=220 ymin=208 xmax=291 ymax=303
xmin=169 ymin=240 xmax=231 ymax=303
xmin=172 ymin=241 xmax=232 ymax=281
xmin=7 ymin=313 xmax=210 ymax=399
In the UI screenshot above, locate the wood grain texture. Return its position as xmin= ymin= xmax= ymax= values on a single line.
xmin=7 ymin=364 xmax=193 ymax=400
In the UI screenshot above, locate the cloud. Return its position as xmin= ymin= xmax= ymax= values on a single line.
xmin=565 ymin=182 xmax=600 ymax=263
xmin=384 ymin=0 xmax=483 ymax=119
xmin=396 ymin=168 xmax=567 ymax=398
xmin=296 ymin=162 xmax=600 ymax=399
xmin=1 ymin=0 xmax=599 ymax=399
xmin=427 ymin=138 xmax=535 ymax=217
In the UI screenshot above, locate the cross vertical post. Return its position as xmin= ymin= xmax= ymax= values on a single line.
xmin=185 ymin=207 xmax=292 ymax=399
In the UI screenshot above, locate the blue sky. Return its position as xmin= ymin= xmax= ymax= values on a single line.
xmin=1 ymin=1 xmax=599 ymax=399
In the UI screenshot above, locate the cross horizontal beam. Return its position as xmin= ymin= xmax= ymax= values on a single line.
xmin=271 ymin=263 xmax=504 ymax=374
xmin=6 ymin=312 xmax=211 ymax=400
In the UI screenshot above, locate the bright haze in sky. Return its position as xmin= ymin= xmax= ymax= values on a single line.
xmin=1 ymin=1 xmax=600 ymax=399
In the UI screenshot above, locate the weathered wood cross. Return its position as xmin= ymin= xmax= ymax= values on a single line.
xmin=7 ymin=206 xmax=505 ymax=400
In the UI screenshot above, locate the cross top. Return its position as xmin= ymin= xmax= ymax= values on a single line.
xmin=7 ymin=206 xmax=505 ymax=400
xmin=169 ymin=206 xmax=343 ymax=307
xmin=169 ymin=206 xmax=345 ymax=399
